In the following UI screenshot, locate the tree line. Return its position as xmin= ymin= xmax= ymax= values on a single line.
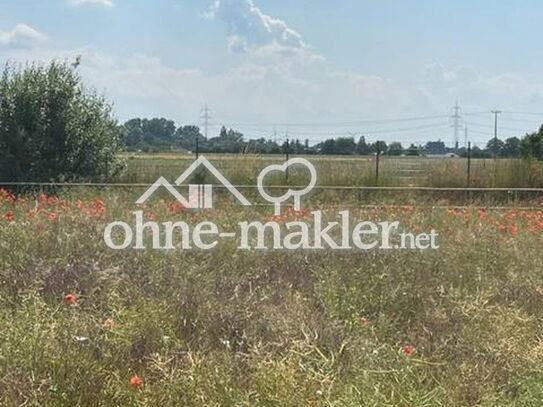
xmin=120 ymin=117 xmax=543 ymax=159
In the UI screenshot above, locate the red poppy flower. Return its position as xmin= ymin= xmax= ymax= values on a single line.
xmin=4 ymin=211 xmax=15 ymax=222
xmin=403 ymin=345 xmax=416 ymax=356
xmin=104 ymin=318 xmax=115 ymax=328
xmin=130 ymin=374 xmax=143 ymax=387
xmin=64 ymin=294 xmax=77 ymax=305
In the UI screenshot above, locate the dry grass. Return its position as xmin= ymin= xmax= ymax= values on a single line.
xmin=121 ymin=154 xmax=543 ymax=190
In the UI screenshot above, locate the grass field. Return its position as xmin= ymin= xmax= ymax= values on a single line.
xmin=121 ymin=153 xmax=543 ymax=189
xmin=1 ymin=155 xmax=543 ymax=406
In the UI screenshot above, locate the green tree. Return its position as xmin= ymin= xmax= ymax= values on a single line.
xmin=122 ymin=118 xmax=144 ymax=149
xmin=521 ymin=126 xmax=543 ymax=159
xmin=486 ymin=138 xmax=504 ymax=157
xmin=175 ymin=125 xmax=205 ymax=152
xmin=210 ymin=126 xmax=245 ymax=153
xmin=405 ymin=143 xmax=421 ymax=156
xmin=371 ymin=140 xmax=388 ymax=155
xmin=122 ymin=117 xmax=176 ymax=152
xmin=319 ymin=139 xmax=336 ymax=155
xmin=0 ymin=61 xmax=123 ymax=182
xmin=424 ymin=140 xmax=447 ymax=155
xmin=502 ymin=137 xmax=521 ymax=157
xmin=334 ymin=137 xmax=357 ymax=155
xmin=387 ymin=142 xmax=403 ymax=156
xmin=356 ymin=136 xmax=371 ymax=155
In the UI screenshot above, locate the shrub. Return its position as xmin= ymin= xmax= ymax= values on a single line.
xmin=0 ymin=61 xmax=124 ymax=183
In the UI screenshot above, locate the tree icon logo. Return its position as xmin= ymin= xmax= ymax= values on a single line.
xmin=257 ymin=158 xmax=317 ymax=215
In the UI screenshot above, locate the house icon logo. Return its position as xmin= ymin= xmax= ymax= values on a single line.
xmin=136 ymin=156 xmax=251 ymax=208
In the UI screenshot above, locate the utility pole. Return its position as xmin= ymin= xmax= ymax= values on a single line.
xmin=491 ymin=110 xmax=502 ymax=159
xmin=201 ymin=104 xmax=211 ymax=140
xmin=464 ymin=124 xmax=468 ymax=149
xmin=451 ymin=100 xmax=462 ymax=151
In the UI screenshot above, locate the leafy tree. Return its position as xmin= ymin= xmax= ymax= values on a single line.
xmin=405 ymin=144 xmax=421 ymax=156
xmin=142 ymin=118 xmax=176 ymax=146
xmin=122 ymin=118 xmax=144 ymax=148
xmin=521 ymin=126 xmax=543 ymax=159
xmin=317 ymin=137 xmax=357 ymax=155
xmin=175 ymin=125 xmax=205 ymax=152
xmin=486 ymin=138 xmax=505 ymax=157
xmin=255 ymin=138 xmax=282 ymax=154
xmin=371 ymin=141 xmax=388 ymax=155
xmin=0 ymin=61 xmax=123 ymax=182
xmin=387 ymin=142 xmax=403 ymax=156
xmin=292 ymin=139 xmax=303 ymax=154
xmin=424 ymin=140 xmax=447 ymax=155
xmin=470 ymin=145 xmax=490 ymax=158
xmin=502 ymin=137 xmax=521 ymax=157
xmin=356 ymin=136 xmax=371 ymax=155
xmin=334 ymin=137 xmax=357 ymax=155
xmin=210 ymin=126 xmax=245 ymax=153
xmin=122 ymin=117 xmax=176 ymax=152
xmin=319 ymin=139 xmax=336 ymax=155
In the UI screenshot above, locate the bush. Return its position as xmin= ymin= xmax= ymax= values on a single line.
xmin=521 ymin=126 xmax=543 ymax=160
xmin=0 ymin=61 xmax=124 ymax=183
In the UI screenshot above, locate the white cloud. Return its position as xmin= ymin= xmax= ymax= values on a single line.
xmin=0 ymin=24 xmax=47 ymax=49
xmin=205 ymin=0 xmax=308 ymax=54
xmin=199 ymin=1 xmax=403 ymax=122
xmin=69 ymin=0 xmax=114 ymax=7
xmin=420 ymin=63 xmax=543 ymax=113
xmin=0 ymin=1 xmax=399 ymax=128
xmin=3 ymin=0 xmax=543 ymax=144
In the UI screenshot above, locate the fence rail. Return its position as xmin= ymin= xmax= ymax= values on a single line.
xmin=1 ymin=182 xmax=543 ymax=193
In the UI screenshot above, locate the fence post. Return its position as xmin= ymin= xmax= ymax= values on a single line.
xmin=467 ymin=142 xmax=471 ymax=188
xmin=285 ymin=138 xmax=290 ymax=182
xmin=375 ymin=145 xmax=380 ymax=186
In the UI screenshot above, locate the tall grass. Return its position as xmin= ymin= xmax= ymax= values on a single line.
xmin=120 ymin=153 xmax=543 ymax=189
xmin=0 ymin=190 xmax=543 ymax=405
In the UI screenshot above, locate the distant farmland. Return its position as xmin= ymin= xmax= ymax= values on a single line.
xmin=121 ymin=153 xmax=541 ymax=187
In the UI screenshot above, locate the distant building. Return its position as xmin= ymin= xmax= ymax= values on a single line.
xmin=425 ymin=153 xmax=459 ymax=158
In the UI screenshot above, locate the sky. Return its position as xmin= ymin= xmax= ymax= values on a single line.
xmin=2 ymin=0 xmax=543 ymax=146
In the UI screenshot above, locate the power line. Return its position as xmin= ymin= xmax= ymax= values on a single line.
xmin=503 ymin=111 xmax=543 ymax=116
xmin=229 ymin=122 xmax=450 ymax=138
xmin=215 ymin=114 xmax=452 ymax=128
xmin=498 ymin=117 xmax=543 ymax=124
xmin=463 ymin=111 xmax=494 ymax=116
xmin=466 ymin=121 xmax=529 ymax=133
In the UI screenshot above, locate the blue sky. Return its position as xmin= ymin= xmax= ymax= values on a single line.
xmin=2 ymin=0 xmax=543 ymax=145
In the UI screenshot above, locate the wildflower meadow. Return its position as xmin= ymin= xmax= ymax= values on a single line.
xmin=1 ymin=185 xmax=543 ymax=406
